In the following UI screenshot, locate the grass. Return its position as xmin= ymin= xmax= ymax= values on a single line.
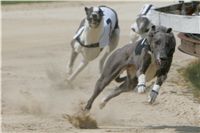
xmin=185 ymin=60 xmax=200 ymax=90
xmin=184 ymin=60 xmax=200 ymax=100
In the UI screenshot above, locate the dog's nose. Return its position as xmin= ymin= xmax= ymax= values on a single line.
xmin=159 ymin=51 xmax=168 ymax=61
xmin=160 ymin=56 xmax=168 ymax=61
xmin=92 ymin=14 xmax=98 ymax=19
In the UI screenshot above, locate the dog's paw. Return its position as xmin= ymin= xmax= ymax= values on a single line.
xmin=63 ymin=78 xmax=74 ymax=89
xmin=137 ymin=84 xmax=146 ymax=93
xmin=67 ymin=68 xmax=73 ymax=75
xmin=148 ymin=90 xmax=158 ymax=104
xmin=99 ymin=98 xmax=107 ymax=109
xmin=148 ymin=84 xmax=160 ymax=104
xmin=99 ymin=101 xmax=106 ymax=109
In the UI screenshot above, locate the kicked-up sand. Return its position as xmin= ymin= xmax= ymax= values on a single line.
xmin=2 ymin=1 xmax=200 ymax=133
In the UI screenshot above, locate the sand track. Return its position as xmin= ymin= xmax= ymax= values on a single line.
xmin=2 ymin=1 xmax=200 ymax=133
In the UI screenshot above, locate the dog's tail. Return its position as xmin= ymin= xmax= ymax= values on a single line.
xmin=115 ymin=76 xmax=126 ymax=83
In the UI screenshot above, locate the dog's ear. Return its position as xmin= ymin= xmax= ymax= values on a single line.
xmin=84 ymin=7 xmax=89 ymax=14
xmin=148 ymin=25 xmax=156 ymax=36
xmin=148 ymin=25 xmax=156 ymax=37
xmin=99 ymin=8 xmax=104 ymax=16
xmin=151 ymin=25 xmax=156 ymax=31
xmin=166 ymin=28 xmax=172 ymax=33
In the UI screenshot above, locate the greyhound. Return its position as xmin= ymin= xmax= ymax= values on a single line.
xmin=67 ymin=6 xmax=120 ymax=81
xmin=130 ymin=4 xmax=154 ymax=43
xmin=85 ymin=25 xmax=176 ymax=111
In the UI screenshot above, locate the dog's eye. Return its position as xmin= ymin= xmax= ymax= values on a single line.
xmin=98 ymin=9 xmax=103 ymax=16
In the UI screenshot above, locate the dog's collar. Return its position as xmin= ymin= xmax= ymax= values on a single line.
xmin=75 ymin=29 xmax=100 ymax=48
xmin=76 ymin=36 xmax=100 ymax=48
xmin=135 ymin=38 xmax=151 ymax=55
xmin=142 ymin=38 xmax=151 ymax=52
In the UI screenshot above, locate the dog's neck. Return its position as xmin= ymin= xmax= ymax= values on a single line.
xmin=83 ymin=18 xmax=104 ymax=45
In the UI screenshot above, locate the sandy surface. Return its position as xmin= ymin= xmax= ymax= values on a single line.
xmin=2 ymin=1 xmax=200 ymax=133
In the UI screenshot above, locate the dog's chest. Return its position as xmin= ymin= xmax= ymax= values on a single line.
xmin=84 ymin=26 xmax=104 ymax=44
xmin=78 ymin=29 xmax=102 ymax=61
xmin=145 ymin=54 xmax=158 ymax=82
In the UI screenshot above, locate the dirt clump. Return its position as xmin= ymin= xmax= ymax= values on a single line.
xmin=63 ymin=104 xmax=98 ymax=129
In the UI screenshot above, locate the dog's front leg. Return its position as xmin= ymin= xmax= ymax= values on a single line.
xmin=67 ymin=51 xmax=78 ymax=75
xmin=67 ymin=58 xmax=88 ymax=81
xmin=148 ymin=75 xmax=167 ymax=104
xmin=67 ymin=40 xmax=79 ymax=75
xmin=137 ymin=73 xmax=146 ymax=93
xmin=137 ymin=59 xmax=151 ymax=93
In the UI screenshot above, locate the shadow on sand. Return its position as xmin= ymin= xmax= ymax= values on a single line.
xmin=147 ymin=125 xmax=200 ymax=133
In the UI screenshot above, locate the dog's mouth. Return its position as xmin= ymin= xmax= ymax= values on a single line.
xmin=88 ymin=17 xmax=101 ymax=27
xmin=91 ymin=19 xmax=98 ymax=25
xmin=156 ymin=59 xmax=161 ymax=66
xmin=156 ymin=58 xmax=168 ymax=69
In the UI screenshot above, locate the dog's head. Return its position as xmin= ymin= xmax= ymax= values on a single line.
xmin=136 ymin=16 xmax=150 ymax=34
xmin=84 ymin=6 xmax=104 ymax=28
xmin=147 ymin=25 xmax=176 ymax=67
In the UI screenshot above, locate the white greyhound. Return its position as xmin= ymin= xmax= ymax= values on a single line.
xmin=67 ymin=6 xmax=120 ymax=81
xmin=130 ymin=4 xmax=154 ymax=43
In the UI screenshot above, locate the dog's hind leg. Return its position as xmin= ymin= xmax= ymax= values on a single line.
xmin=67 ymin=58 xmax=88 ymax=81
xmin=99 ymin=82 xmax=128 ymax=109
xmin=67 ymin=40 xmax=78 ymax=75
xmin=85 ymin=68 xmax=121 ymax=111
xmin=85 ymin=77 xmax=112 ymax=111
xmin=109 ymin=28 xmax=120 ymax=51
xmin=99 ymin=66 xmax=137 ymax=109
xmin=99 ymin=28 xmax=120 ymax=73
xmin=99 ymin=49 xmax=109 ymax=74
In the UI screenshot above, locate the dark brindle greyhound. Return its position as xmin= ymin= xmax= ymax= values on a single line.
xmin=85 ymin=25 xmax=176 ymax=111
